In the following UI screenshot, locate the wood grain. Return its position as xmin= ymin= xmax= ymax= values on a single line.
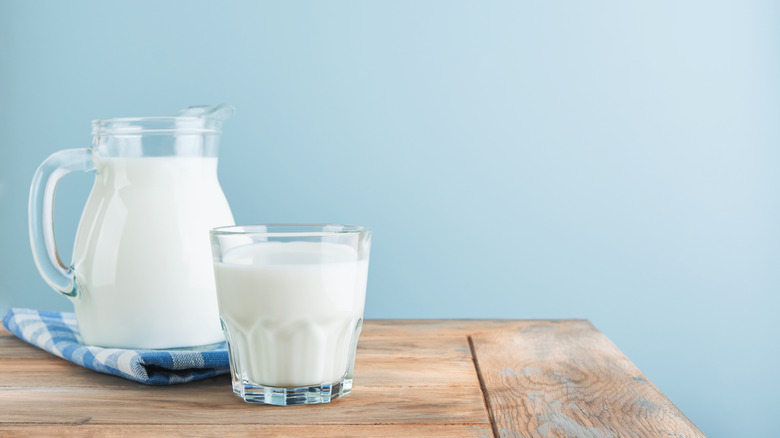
xmin=361 ymin=319 xmax=576 ymax=338
xmin=469 ymin=321 xmax=705 ymax=438
xmin=0 ymin=332 xmax=52 ymax=360
xmin=0 ymin=385 xmax=488 ymax=425
xmin=0 ymin=320 xmax=702 ymax=437
xmin=356 ymin=335 xmax=472 ymax=358
xmin=0 ymin=356 xmax=480 ymax=389
xmin=0 ymin=424 xmax=494 ymax=438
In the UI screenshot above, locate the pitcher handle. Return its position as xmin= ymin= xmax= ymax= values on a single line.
xmin=28 ymin=148 xmax=96 ymax=298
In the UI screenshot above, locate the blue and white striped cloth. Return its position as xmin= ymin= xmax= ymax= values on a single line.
xmin=2 ymin=308 xmax=230 ymax=385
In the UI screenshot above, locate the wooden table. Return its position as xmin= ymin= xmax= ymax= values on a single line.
xmin=0 ymin=320 xmax=703 ymax=437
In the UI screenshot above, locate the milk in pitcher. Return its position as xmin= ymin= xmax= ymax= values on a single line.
xmin=71 ymin=156 xmax=234 ymax=348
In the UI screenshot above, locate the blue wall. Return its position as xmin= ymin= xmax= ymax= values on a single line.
xmin=1 ymin=1 xmax=778 ymax=435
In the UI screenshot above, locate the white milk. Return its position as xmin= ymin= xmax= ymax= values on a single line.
xmin=72 ymin=156 xmax=234 ymax=349
xmin=214 ymin=241 xmax=368 ymax=387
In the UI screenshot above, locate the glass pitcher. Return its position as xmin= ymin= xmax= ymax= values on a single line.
xmin=29 ymin=105 xmax=236 ymax=349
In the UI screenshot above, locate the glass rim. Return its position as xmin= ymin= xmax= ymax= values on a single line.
xmin=210 ymin=224 xmax=370 ymax=237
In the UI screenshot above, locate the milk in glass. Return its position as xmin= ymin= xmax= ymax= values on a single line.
xmin=214 ymin=241 xmax=368 ymax=387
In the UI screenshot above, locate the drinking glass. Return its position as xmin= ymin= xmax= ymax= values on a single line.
xmin=210 ymin=224 xmax=371 ymax=405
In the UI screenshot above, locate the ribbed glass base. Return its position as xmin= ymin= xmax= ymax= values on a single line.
xmin=233 ymin=377 xmax=353 ymax=405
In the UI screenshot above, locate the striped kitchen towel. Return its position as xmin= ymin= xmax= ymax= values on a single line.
xmin=2 ymin=308 xmax=230 ymax=385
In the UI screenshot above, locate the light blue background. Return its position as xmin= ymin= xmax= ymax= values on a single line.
xmin=1 ymin=1 xmax=778 ymax=435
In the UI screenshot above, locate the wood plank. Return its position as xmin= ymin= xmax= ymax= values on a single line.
xmin=358 ymin=356 xmax=479 ymax=387
xmin=0 ymin=356 xmax=480 ymax=389
xmin=469 ymin=321 xmax=705 ymax=438
xmin=0 ymin=332 xmax=52 ymax=360
xmin=356 ymin=335 xmax=472 ymax=358
xmin=361 ymin=319 xmax=579 ymax=337
xmin=0 ymin=424 xmax=494 ymax=438
xmin=0 ymin=385 xmax=489 ymax=425
xmin=0 ymin=328 xmax=473 ymax=360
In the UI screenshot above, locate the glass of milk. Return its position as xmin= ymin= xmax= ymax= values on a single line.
xmin=209 ymin=224 xmax=371 ymax=405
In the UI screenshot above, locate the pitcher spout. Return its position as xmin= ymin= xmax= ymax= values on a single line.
xmin=176 ymin=104 xmax=235 ymax=121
